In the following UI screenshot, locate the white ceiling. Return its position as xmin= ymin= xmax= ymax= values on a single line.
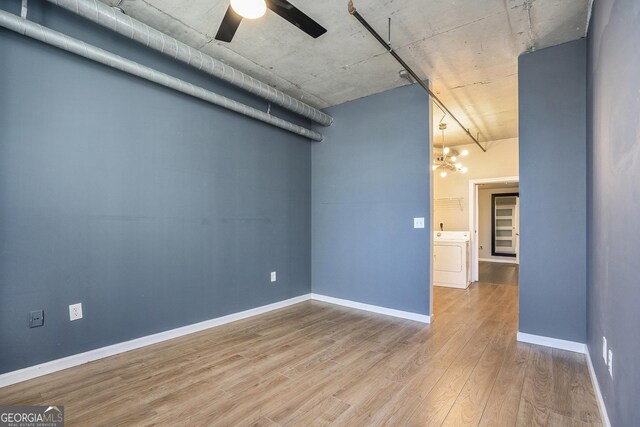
xmin=102 ymin=0 xmax=592 ymax=145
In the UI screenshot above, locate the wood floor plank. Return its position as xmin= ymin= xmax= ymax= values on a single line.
xmin=0 ymin=263 xmax=601 ymax=426
xmin=285 ymin=396 xmax=351 ymax=427
xmin=441 ymin=318 xmax=513 ymax=426
xmin=547 ymin=410 xmax=603 ymax=427
xmin=551 ymin=349 xmax=602 ymax=425
xmin=516 ymin=345 xmax=554 ymax=426
xmin=404 ymin=319 xmax=501 ymax=426
xmin=479 ymin=340 xmax=531 ymax=427
xmin=331 ymin=379 xmax=406 ymax=426
xmin=188 ymin=373 xmax=292 ymax=426
xmin=516 ymin=399 xmax=551 ymax=427
xmin=373 ymin=286 xmax=513 ymax=425
xmin=267 ymin=352 xmax=385 ymax=424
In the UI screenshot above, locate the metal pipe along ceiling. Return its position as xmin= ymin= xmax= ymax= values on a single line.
xmin=47 ymin=0 xmax=333 ymax=127
xmin=347 ymin=1 xmax=486 ymax=152
xmin=0 ymin=11 xmax=323 ymax=141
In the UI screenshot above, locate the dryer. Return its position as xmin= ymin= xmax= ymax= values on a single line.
xmin=433 ymin=231 xmax=471 ymax=289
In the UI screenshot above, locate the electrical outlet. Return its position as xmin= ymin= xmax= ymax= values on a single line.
xmin=602 ymin=336 xmax=607 ymax=362
xmin=69 ymin=303 xmax=83 ymax=321
xmin=413 ymin=217 xmax=425 ymax=229
xmin=29 ymin=310 xmax=44 ymax=328
xmin=270 ymin=271 xmax=276 ymax=282
xmin=608 ymin=349 xmax=613 ymax=378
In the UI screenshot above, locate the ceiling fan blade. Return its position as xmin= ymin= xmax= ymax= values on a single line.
xmin=215 ymin=5 xmax=243 ymax=42
xmin=265 ymin=0 xmax=327 ymax=38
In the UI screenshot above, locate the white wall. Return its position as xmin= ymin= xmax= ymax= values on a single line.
xmin=478 ymin=186 xmax=519 ymax=260
xmin=433 ymin=137 xmax=518 ymax=231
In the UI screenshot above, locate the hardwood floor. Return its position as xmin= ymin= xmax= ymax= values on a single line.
xmin=479 ymin=261 xmax=519 ymax=286
xmin=0 ymin=283 xmax=601 ymax=426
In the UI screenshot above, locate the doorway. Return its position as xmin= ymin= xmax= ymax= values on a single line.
xmin=491 ymin=193 xmax=520 ymax=260
xmin=468 ymin=176 xmax=519 ymax=282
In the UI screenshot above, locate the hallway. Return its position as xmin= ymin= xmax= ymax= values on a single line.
xmin=479 ymin=261 xmax=519 ymax=286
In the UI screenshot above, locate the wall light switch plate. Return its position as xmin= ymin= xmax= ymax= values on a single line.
xmin=69 ymin=303 xmax=83 ymax=321
xmin=602 ymin=336 xmax=607 ymax=362
xmin=608 ymin=349 xmax=613 ymax=378
xmin=270 ymin=272 xmax=276 ymax=282
xmin=414 ymin=217 xmax=425 ymax=229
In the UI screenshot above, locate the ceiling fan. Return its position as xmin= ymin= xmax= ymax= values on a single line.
xmin=215 ymin=0 xmax=327 ymax=43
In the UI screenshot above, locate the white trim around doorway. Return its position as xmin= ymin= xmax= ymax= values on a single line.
xmin=468 ymin=176 xmax=519 ymax=282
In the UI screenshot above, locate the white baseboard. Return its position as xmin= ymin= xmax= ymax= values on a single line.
xmin=516 ymin=332 xmax=587 ymax=353
xmin=434 ymin=282 xmax=470 ymax=290
xmin=0 ymin=294 xmax=312 ymax=388
xmin=586 ymin=347 xmax=612 ymax=427
xmin=310 ymin=293 xmax=431 ymax=323
xmin=1 ymin=293 xmax=431 ymax=388
xmin=479 ymin=257 xmax=518 ymax=265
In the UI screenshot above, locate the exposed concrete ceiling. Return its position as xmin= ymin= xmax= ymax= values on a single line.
xmin=101 ymin=0 xmax=591 ymax=145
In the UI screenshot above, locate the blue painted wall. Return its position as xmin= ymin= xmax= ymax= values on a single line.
xmin=311 ymin=85 xmax=431 ymax=315
xmin=0 ymin=1 xmax=312 ymax=374
xmin=518 ymin=40 xmax=587 ymax=343
xmin=587 ymin=0 xmax=640 ymax=424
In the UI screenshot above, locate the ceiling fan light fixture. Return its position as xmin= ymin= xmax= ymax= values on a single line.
xmin=230 ymin=0 xmax=267 ymax=19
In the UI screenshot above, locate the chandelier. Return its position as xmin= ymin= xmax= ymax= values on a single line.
xmin=432 ymin=123 xmax=469 ymax=177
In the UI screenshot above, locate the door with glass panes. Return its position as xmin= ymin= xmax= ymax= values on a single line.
xmin=492 ymin=193 xmax=519 ymax=258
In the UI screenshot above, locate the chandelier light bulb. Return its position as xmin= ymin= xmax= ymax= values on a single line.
xmin=461 ymin=149 xmax=469 ymax=157
xmin=461 ymin=167 xmax=468 ymax=173
xmin=432 ymin=165 xmax=438 ymax=171
xmin=443 ymin=147 xmax=450 ymax=155
xmin=450 ymin=156 xmax=457 ymax=162
xmin=230 ymin=0 xmax=267 ymax=19
xmin=456 ymin=163 xmax=462 ymax=169
xmin=440 ymin=171 xmax=447 ymax=178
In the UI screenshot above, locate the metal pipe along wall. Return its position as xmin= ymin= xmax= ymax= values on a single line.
xmin=0 ymin=10 xmax=323 ymax=141
xmin=47 ymin=0 xmax=333 ymax=127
